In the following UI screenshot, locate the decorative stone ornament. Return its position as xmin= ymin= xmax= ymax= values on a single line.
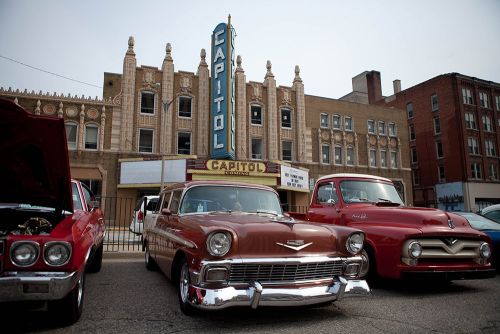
xmin=66 ymin=107 xmax=78 ymax=117
xmin=87 ymin=108 xmax=99 ymax=119
xmin=43 ymin=103 xmax=56 ymax=115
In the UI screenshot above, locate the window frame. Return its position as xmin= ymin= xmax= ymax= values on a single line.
xmin=378 ymin=121 xmax=386 ymax=135
xmin=411 ymin=146 xmax=418 ymax=164
xmin=140 ymin=90 xmax=156 ymax=115
xmin=433 ymin=116 xmax=441 ymax=135
xmin=462 ymin=88 xmax=473 ymax=105
xmin=436 ymin=141 xmax=444 ymax=159
xmin=250 ymin=104 xmax=263 ymax=126
xmin=471 ymin=162 xmax=482 ymax=179
xmin=431 ymin=94 xmax=439 ymax=111
xmin=369 ymin=148 xmax=377 ymax=167
xmin=406 ymin=103 xmax=414 ymax=119
xmin=367 ymin=119 xmax=375 ymax=134
xmin=468 ymin=137 xmax=480 ymax=155
xmin=65 ymin=122 xmax=78 ymax=150
xmin=251 ymin=138 xmax=263 ymax=160
xmin=344 ymin=116 xmax=353 ymax=132
xmin=84 ymin=123 xmax=99 ymax=150
xmin=346 ymin=146 xmax=355 ymax=166
xmin=282 ymin=140 xmax=293 ymax=161
xmin=177 ymin=131 xmax=191 ymax=155
xmin=178 ymin=96 xmax=193 ymax=118
xmin=334 ymin=145 xmax=343 ymax=165
xmin=280 ymin=108 xmax=292 ymax=129
xmin=390 ymin=151 xmax=398 ymax=169
xmin=380 ymin=149 xmax=387 ymax=168
xmin=332 ymin=114 xmax=341 ymax=130
xmin=438 ymin=165 xmax=446 ymax=183
xmin=479 ymin=92 xmax=489 ymax=108
xmin=138 ymin=128 xmax=154 ymax=153
xmin=320 ymin=113 xmax=329 ymax=128
xmin=321 ymin=144 xmax=330 ymax=164
xmin=388 ymin=122 xmax=397 ymax=137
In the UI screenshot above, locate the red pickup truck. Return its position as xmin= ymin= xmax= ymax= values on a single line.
xmin=290 ymin=173 xmax=496 ymax=281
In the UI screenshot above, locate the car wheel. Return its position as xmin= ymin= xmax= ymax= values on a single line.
xmin=86 ymin=243 xmax=103 ymax=273
xmin=145 ymin=243 xmax=157 ymax=271
xmin=49 ymin=273 xmax=85 ymax=325
xmin=178 ymin=260 xmax=196 ymax=315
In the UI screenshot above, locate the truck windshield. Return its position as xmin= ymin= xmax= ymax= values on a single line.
xmin=339 ymin=180 xmax=403 ymax=205
xmin=179 ymin=186 xmax=283 ymax=215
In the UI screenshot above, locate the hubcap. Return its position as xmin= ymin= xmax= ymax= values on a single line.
xmin=180 ymin=264 xmax=189 ymax=303
xmin=76 ymin=276 xmax=83 ymax=307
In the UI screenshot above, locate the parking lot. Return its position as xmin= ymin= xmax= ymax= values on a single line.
xmin=2 ymin=252 xmax=500 ymax=334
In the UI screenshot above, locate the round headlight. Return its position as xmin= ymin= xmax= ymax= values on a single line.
xmin=44 ymin=242 xmax=72 ymax=266
xmin=11 ymin=242 xmax=39 ymax=267
xmin=346 ymin=233 xmax=364 ymax=255
xmin=479 ymin=242 xmax=491 ymax=259
xmin=408 ymin=241 xmax=422 ymax=258
xmin=207 ymin=232 xmax=232 ymax=256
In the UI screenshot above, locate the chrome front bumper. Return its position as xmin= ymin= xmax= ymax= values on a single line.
xmin=186 ymin=277 xmax=370 ymax=310
xmin=0 ymin=271 xmax=79 ymax=302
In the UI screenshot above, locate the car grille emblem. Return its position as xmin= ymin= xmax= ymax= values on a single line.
xmin=276 ymin=240 xmax=313 ymax=251
xmin=443 ymin=237 xmax=458 ymax=246
xmin=447 ymin=219 xmax=455 ymax=229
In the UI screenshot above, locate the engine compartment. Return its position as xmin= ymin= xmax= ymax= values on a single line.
xmin=0 ymin=207 xmax=63 ymax=236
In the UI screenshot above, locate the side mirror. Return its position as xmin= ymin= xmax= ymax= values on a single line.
xmin=161 ymin=208 xmax=172 ymax=216
xmin=326 ymin=198 xmax=336 ymax=206
xmin=89 ymin=200 xmax=100 ymax=211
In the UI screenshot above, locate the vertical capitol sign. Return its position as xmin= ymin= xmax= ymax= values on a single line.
xmin=211 ymin=16 xmax=236 ymax=159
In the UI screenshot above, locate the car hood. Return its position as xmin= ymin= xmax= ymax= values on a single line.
xmin=186 ymin=212 xmax=354 ymax=257
xmin=347 ymin=204 xmax=482 ymax=236
xmin=0 ymin=98 xmax=72 ymax=213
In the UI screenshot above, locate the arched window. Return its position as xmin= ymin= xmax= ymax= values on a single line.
xmin=65 ymin=122 xmax=78 ymax=150
xmin=85 ymin=124 xmax=99 ymax=150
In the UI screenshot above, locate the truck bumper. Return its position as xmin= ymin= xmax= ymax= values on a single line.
xmin=0 ymin=271 xmax=79 ymax=302
xmin=402 ymin=269 xmax=497 ymax=281
xmin=186 ymin=277 xmax=370 ymax=310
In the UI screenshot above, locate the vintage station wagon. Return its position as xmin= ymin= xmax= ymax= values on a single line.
xmin=0 ymin=98 xmax=105 ymax=324
xmin=142 ymin=180 xmax=370 ymax=314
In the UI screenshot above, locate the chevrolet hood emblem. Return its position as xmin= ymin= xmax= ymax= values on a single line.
xmin=276 ymin=240 xmax=313 ymax=251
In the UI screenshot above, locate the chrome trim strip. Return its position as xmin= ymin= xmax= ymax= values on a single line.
xmin=201 ymin=255 xmax=362 ymax=266
xmin=151 ymin=226 xmax=196 ymax=249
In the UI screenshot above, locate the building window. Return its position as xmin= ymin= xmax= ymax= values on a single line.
xmin=490 ymin=164 xmax=499 ymax=180
xmin=388 ymin=123 xmax=396 ymax=137
xmin=482 ymin=115 xmax=493 ymax=132
xmin=178 ymin=96 xmax=192 ymax=118
xmin=479 ymin=92 xmax=489 ymax=108
xmin=320 ymin=113 xmax=329 ymax=128
xmin=282 ymin=141 xmax=292 ymax=161
xmin=462 ymin=88 xmax=473 ymax=105
xmin=411 ymin=146 xmax=418 ymax=164
xmin=496 ymin=96 xmax=500 ymax=111
xmin=335 ymin=146 xmax=342 ymax=165
xmin=332 ymin=115 xmax=341 ymax=129
xmin=438 ymin=165 xmax=445 ymax=183
xmin=65 ymin=122 xmax=78 ymax=150
xmin=433 ymin=116 xmax=441 ymax=135
xmin=346 ymin=146 xmax=355 ymax=166
xmin=406 ymin=103 xmax=414 ymax=119
xmin=485 ymin=139 xmax=496 ymax=157
xmin=471 ymin=162 xmax=482 ymax=179
xmin=465 ymin=112 xmax=477 ymax=129
xmin=390 ymin=151 xmax=398 ymax=169
xmin=251 ymin=138 xmax=263 ymax=159
xmin=138 ymin=129 xmax=154 ymax=153
xmin=321 ymin=144 xmax=330 ymax=164
xmin=436 ymin=141 xmax=444 ymax=159
xmin=140 ymin=91 xmax=155 ymax=114
xmin=413 ymin=170 xmax=420 ymax=185
xmin=468 ymin=137 xmax=480 ymax=155
xmin=367 ymin=120 xmax=375 ymax=134
xmin=409 ymin=124 xmax=416 ymax=141
xmin=344 ymin=116 xmax=353 ymax=131
xmin=431 ymin=94 xmax=439 ymax=111
xmin=369 ymin=149 xmax=377 ymax=167
xmin=281 ymin=108 xmax=292 ymax=128
xmin=251 ymin=105 xmax=262 ymax=125
xmin=378 ymin=121 xmax=386 ymax=135
xmin=84 ymin=124 xmax=98 ymax=150
xmin=380 ymin=150 xmax=387 ymax=168
xmin=177 ymin=132 xmax=191 ymax=155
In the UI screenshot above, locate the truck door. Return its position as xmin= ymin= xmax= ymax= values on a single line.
xmin=307 ymin=181 xmax=341 ymax=225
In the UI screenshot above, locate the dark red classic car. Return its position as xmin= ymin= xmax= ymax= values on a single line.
xmin=142 ymin=180 xmax=370 ymax=314
xmin=299 ymin=173 xmax=496 ymax=281
xmin=0 ymin=98 xmax=105 ymax=324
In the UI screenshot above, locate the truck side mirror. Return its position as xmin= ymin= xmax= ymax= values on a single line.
xmin=326 ymin=198 xmax=336 ymax=206
xmin=161 ymin=208 xmax=172 ymax=216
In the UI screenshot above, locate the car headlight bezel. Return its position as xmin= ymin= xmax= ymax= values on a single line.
xmin=479 ymin=242 xmax=491 ymax=259
xmin=346 ymin=232 xmax=364 ymax=255
xmin=10 ymin=241 xmax=40 ymax=267
xmin=44 ymin=241 xmax=72 ymax=266
xmin=408 ymin=241 xmax=422 ymax=259
xmin=207 ymin=231 xmax=232 ymax=257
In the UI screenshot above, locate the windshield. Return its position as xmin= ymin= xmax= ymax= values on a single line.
xmin=340 ymin=180 xmax=403 ymax=204
xmin=179 ymin=186 xmax=283 ymax=215
xmin=455 ymin=212 xmax=500 ymax=231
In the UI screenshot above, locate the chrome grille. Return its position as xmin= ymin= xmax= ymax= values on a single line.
xmin=403 ymin=238 xmax=483 ymax=259
xmin=229 ymin=261 xmax=344 ymax=283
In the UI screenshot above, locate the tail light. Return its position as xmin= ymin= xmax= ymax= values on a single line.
xmin=137 ymin=211 xmax=144 ymax=222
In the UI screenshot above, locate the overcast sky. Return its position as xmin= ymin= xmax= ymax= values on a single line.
xmin=1 ymin=0 xmax=499 ymax=101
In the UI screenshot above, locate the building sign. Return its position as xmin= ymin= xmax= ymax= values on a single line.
xmin=119 ymin=160 xmax=186 ymax=186
xmin=211 ymin=17 xmax=235 ymax=159
xmin=206 ymin=159 xmax=267 ymax=176
xmin=280 ymin=165 xmax=309 ymax=192
xmin=436 ymin=182 xmax=464 ymax=211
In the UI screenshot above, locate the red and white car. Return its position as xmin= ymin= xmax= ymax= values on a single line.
xmin=0 ymin=98 xmax=106 ymax=324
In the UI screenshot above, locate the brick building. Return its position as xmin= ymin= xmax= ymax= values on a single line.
xmin=0 ymin=33 xmax=412 ymax=209
xmin=342 ymin=71 xmax=500 ymax=211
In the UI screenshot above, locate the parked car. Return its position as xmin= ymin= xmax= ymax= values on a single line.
xmin=480 ymin=204 xmax=500 ymax=223
xmin=129 ymin=195 xmax=159 ymax=235
xmin=0 ymin=98 xmax=105 ymax=325
xmin=142 ymin=180 xmax=370 ymax=314
xmin=292 ymin=173 xmax=496 ymax=281
xmin=452 ymin=212 xmax=500 ymax=270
